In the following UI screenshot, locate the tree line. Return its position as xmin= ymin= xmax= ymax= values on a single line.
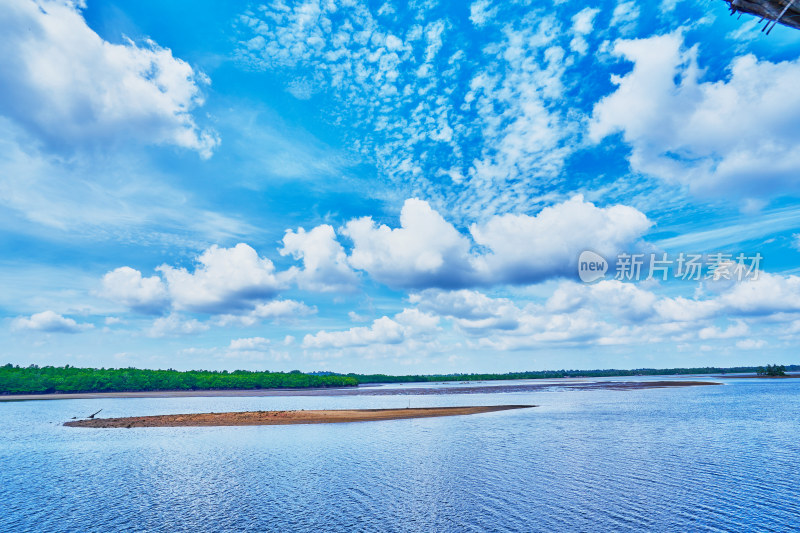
xmin=1 ymin=363 xmax=796 ymax=395
xmin=0 ymin=364 xmax=357 ymax=394
xmin=348 ymin=365 xmax=798 ymax=384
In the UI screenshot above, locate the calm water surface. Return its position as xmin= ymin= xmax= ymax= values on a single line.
xmin=1 ymin=378 xmax=799 ymax=532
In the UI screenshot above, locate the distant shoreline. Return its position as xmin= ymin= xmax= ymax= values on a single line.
xmin=64 ymin=405 xmax=535 ymax=428
xmin=3 ymin=365 xmax=795 ymax=398
xmin=716 ymin=375 xmax=800 ymax=379
xmin=1 ymin=378 xmax=720 ymax=402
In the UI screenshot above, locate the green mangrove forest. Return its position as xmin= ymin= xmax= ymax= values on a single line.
xmin=0 ymin=365 xmax=357 ymax=394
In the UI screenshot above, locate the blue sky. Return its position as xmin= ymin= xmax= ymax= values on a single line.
xmin=2 ymin=0 xmax=800 ymax=373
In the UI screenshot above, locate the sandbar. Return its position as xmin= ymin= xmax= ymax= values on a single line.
xmin=64 ymin=405 xmax=535 ymax=428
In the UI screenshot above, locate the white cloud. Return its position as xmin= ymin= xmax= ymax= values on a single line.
xmin=157 ymin=243 xmax=284 ymax=314
xmin=286 ymin=78 xmax=314 ymax=100
xmin=94 ymin=195 xmax=654 ymax=347
xmin=736 ymin=338 xmax=766 ymax=350
xmin=661 ymin=0 xmax=680 ymax=13
xmin=281 ymin=224 xmax=358 ymax=292
xmin=216 ymin=299 xmax=315 ymax=327
xmin=463 ymin=21 xmax=574 ymax=219
xmin=610 ymin=0 xmax=640 ymax=34
xmin=717 ymin=272 xmax=800 ymax=315
xmin=344 ymin=198 xmax=476 ymax=288
xmin=412 ymin=287 xmax=623 ymax=347
xmin=147 ymin=314 xmax=209 ymax=337
xmin=343 ymin=196 xmax=651 ymax=289
xmin=546 ymin=280 xmax=657 ymax=322
xmin=224 ymin=336 xmax=290 ymax=361
xmin=302 ymin=308 xmax=439 ymax=350
xmin=394 ymin=308 xmax=441 ymax=330
xmin=652 ymin=296 xmax=721 ymax=322
xmin=470 ymin=194 xmax=652 ymax=284
xmin=570 ymin=8 xmax=599 ymax=55
xmin=475 ymin=307 xmax=614 ymax=349
xmin=12 ymin=310 xmax=93 ymax=333
xmin=469 ymin=0 xmax=497 ymax=27
xmin=412 ymin=289 xmax=512 ymax=320
xmin=698 ymin=321 xmax=748 ymax=340
xmin=235 ymin=3 xmax=578 ymax=223
xmin=228 ymin=336 xmax=270 ymax=351
xmin=100 ymin=267 xmax=169 ymax=314
xmin=591 ymin=32 xmax=800 ymax=201
xmin=102 ymin=244 xmax=311 ymax=328
xmin=547 ymin=273 xmax=800 ymax=327
xmin=402 ymin=270 xmax=800 ymax=351
xmin=411 ymin=289 xmax=521 ymax=333
xmin=348 ymin=311 xmax=368 ymax=322
xmin=303 ymin=316 xmax=406 ymax=349
xmin=0 ymin=0 xmax=218 ymax=156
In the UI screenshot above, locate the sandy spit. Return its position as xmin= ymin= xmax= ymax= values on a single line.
xmin=64 ymin=405 xmax=536 ymax=428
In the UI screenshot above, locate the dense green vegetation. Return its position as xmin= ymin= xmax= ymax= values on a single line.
xmin=0 ymin=364 xmax=357 ymax=394
xmin=348 ymin=365 xmax=800 ymax=384
xmin=756 ymin=364 xmax=787 ymax=376
xmin=1 ymin=363 xmax=797 ymax=395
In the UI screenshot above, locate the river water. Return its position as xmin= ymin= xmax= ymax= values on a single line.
xmin=1 ymin=377 xmax=798 ymax=532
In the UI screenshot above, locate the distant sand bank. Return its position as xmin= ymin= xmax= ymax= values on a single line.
xmin=3 ymin=379 xmax=720 ymax=402
xmin=64 ymin=405 xmax=535 ymax=428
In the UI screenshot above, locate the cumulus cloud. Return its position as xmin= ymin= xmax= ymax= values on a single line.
xmin=228 ymin=336 xmax=270 ymax=351
xmin=303 ymin=309 xmax=439 ymax=350
xmin=546 ymin=280 xmax=657 ymax=322
xmin=344 ymin=198 xmax=476 ymax=289
xmin=736 ymin=338 xmax=766 ymax=350
xmin=550 ymin=273 xmax=800 ymax=327
xmin=147 ymin=314 xmax=209 ymax=338
xmin=281 ymin=225 xmax=358 ymax=292
xmin=12 ymin=310 xmax=92 ymax=333
xmin=404 ymin=270 xmax=800 ymax=351
xmin=223 ymin=336 xmax=290 ymax=361
xmin=409 ymin=288 xmax=611 ymax=345
xmin=342 ymin=196 xmax=651 ymax=289
xmin=0 ymin=0 xmax=217 ymax=156
xmin=95 ymin=197 xmax=652 ymax=332
xmin=411 ymin=289 xmax=522 ymax=332
xmin=100 ymin=267 xmax=169 ymax=314
xmin=216 ymin=299 xmax=315 ymax=327
xmin=698 ymin=321 xmax=748 ymax=340
xmin=716 ymin=272 xmax=800 ymax=316
xmin=470 ymin=194 xmax=653 ymax=284
xmin=303 ymin=316 xmax=406 ymax=349
xmin=101 ymin=244 xmax=314 ymax=327
xmin=591 ymin=31 xmax=800 ymax=201
xmin=157 ymin=243 xmax=284 ymax=314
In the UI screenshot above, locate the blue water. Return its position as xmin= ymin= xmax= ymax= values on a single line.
xmin=1 ymin=378 xmax=799 ymax=532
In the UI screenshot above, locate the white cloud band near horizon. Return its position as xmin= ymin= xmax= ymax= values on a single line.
xmin=96 ymin=195 xmax=653 ymax=319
